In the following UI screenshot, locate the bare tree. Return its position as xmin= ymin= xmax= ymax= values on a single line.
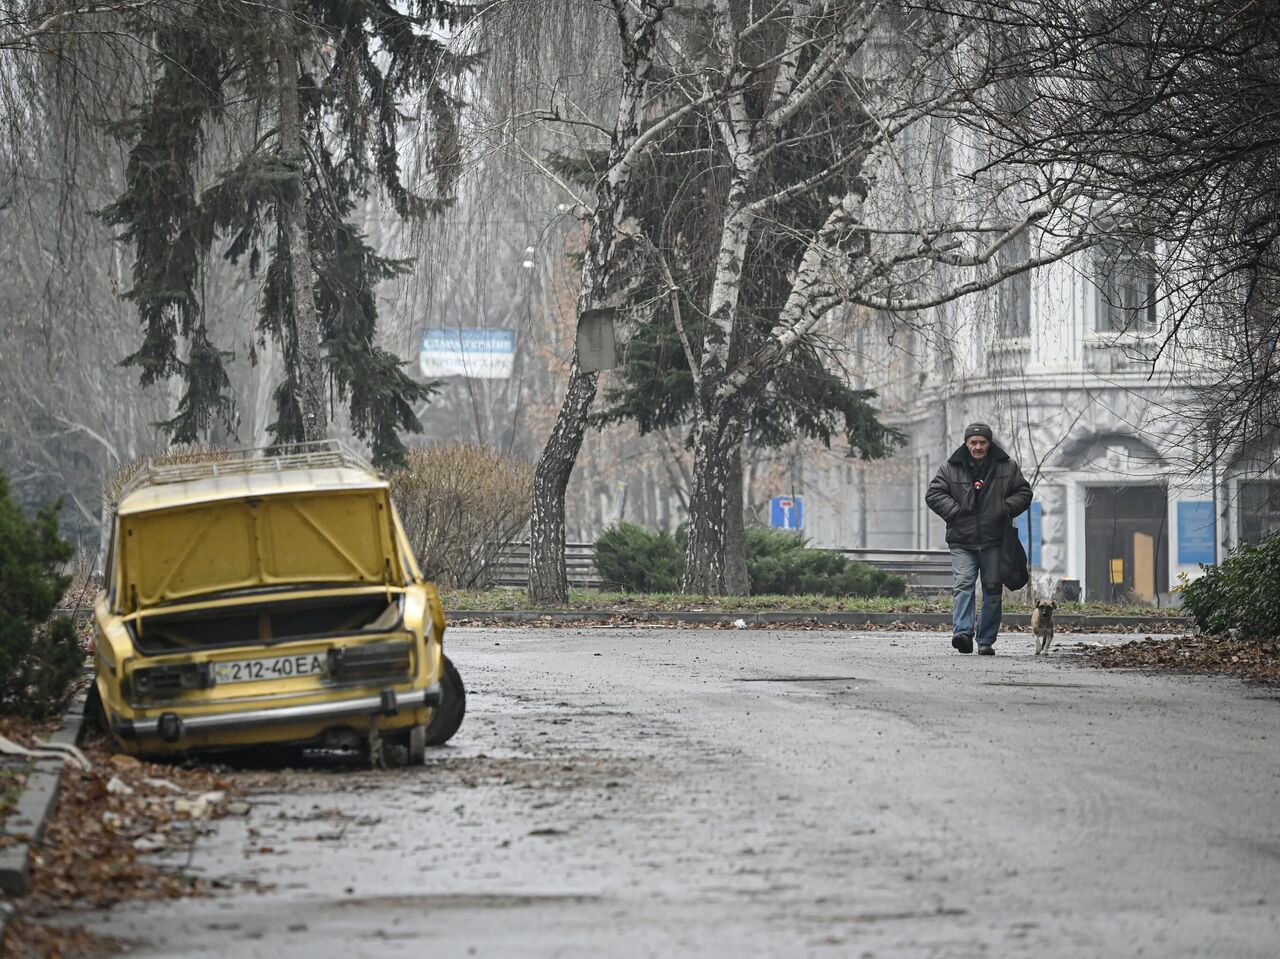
xmin=471 ymin=1 xmax=1107 ymax=597
xmin=519 ymin=0 xmax=686 ymax=603
xmin=926 ymin=0 xmax=1280 ymax=473
xmin=608 ymin=2 xmax=1098 ymax=593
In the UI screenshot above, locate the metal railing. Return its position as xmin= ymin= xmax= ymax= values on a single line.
xmin=118 ymin=441 xmax=376 ymax=498
xmin=488 ymin=543 xmax=607 ymax=589
xmin=486 ymin=542 xmax=951 ymax=593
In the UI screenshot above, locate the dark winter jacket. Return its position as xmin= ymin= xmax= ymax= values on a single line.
xmin=926 ymin=442 xmax=1032 ymax=548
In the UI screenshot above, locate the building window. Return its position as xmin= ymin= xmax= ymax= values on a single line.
xmin=1096 ymin=237 xmax=1157 ymax=332
xmin=1238 ymin=479 xmax=1280 ymax=544
xmin=996 ymin=230 xmax=1031 ymax=338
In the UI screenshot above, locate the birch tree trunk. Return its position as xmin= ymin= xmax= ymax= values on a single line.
xmin=276 ymin=1 xmax=326 ymax=443
xmin=528 ymin=360 xmax=598 ymax=602
xmin=528 ymin=0 xmax=672 ymax=604
xmin=682 ymin=411 xmax=746 ymax=594
xmin=681 ymin=81 xmax=757 ymax=593
xmin=724 ymin=439 xmax=750 ymax=594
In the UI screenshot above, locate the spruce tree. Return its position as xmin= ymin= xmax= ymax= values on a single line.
xmin=102 ymin=2 xmax=466 ymax=467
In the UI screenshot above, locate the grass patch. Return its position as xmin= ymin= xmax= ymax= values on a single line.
xmin=437 ymin=587 xmax=1181 ymax=618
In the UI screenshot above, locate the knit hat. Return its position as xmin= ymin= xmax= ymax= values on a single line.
xmin=963 ymin=422 xmax=993 ymax=441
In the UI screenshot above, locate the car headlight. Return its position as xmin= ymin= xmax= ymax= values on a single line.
xmin=327 ymin=640 xmax=413 ymax=681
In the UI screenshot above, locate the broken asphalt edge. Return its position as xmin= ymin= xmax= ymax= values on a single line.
xmin=0 ymin=685 xmax=88 ymax=940
xmin=447 ymin=608 xmax=1194 ymax=630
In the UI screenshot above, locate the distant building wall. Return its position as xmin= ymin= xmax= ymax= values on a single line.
xmin=841 ymin=246 xmax=1222 ymax=606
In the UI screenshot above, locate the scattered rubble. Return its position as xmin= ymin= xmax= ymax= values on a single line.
xmin=3 ymin=741 xmax=248 ymax=957
xmin=23 ymin=747 xmax=242 ymax=911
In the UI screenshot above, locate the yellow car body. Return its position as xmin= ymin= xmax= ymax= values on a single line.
xmin=92 ymin=446 xmax=453 ymax=759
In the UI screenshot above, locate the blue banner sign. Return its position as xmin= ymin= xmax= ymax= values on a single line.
xmin=420 ymin=328 xmax=516 ymax=379
xmin=1015 ymin=501 xmax=1042 ymax=567
xmin=1177 ymin=501 xmax=1215 ymax=565
xmin=770 ymin=496 xmax=802 ymax=531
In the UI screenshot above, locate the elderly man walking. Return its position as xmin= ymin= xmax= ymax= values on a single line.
xmin=926 ymin=423 xmax=1032 ymax=655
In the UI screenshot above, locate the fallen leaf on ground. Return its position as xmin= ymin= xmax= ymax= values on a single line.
xmin=1081 ymin=634 xmax=1280 ymax=685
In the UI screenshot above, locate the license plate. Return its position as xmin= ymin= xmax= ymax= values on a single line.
xmin=215 ymin=653 xmax=326 ymax=685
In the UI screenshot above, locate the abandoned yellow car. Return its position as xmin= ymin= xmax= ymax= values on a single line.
xmin=89 ymin=443 xmax=464 ymax=763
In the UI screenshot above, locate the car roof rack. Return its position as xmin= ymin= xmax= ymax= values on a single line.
xmin=117 ymin=440 xmax=378 ymax=498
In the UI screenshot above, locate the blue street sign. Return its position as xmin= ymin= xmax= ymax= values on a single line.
xmin=770 ymin=496 xmax=803 ymax=531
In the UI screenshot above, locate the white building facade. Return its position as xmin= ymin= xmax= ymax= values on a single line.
xmin=802 ymin=238 xmax=1280 ymax=606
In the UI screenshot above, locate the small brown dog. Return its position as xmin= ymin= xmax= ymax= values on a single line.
xmin=1031 ymin=600 xmax=1057 ymax=655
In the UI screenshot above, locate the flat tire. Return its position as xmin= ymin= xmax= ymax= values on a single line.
xmin=423 ymin=656 xmax=465 ymax=747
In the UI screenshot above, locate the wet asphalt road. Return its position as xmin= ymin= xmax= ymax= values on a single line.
xmin=74 ymin=627 xmax=1280 ymax=958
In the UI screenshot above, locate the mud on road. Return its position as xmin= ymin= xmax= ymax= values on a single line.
xmin=48 ymin=628 xmax=1280 ymax=958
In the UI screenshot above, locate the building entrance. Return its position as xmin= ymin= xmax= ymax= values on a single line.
xmin=1084 ymin=486 xmax=1169 ymax=604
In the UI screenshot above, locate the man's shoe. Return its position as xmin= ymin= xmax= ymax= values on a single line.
xmin=952 ymin=634 xmax=974 ymax=654
xmin=977 ymin=644 xmax=995 ymax=656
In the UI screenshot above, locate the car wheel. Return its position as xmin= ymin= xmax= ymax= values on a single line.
xmin=83 ymin=681 xmax=108 ymax=738
xmin=423 ymin=655 xmax=465 ymax=746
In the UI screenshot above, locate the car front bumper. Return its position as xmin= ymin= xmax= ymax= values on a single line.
xmin=112 ymin=683 xmax=443 ymax=743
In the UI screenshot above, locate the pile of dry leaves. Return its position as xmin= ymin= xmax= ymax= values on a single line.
xmin=1082 ymin=634 xmax=1280 ymax=685
xmin=26 ymin=747 xmax=245 ymax=910
xmin=4 ymin=742 xmax=248 ymax=957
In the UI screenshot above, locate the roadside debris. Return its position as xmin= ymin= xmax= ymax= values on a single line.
xmin=0 ymin=916 xmax=126 ymax=958
xmin=449 ymin=611 xmax=1190 ymax=633
xmin=105 ymin=775 xmax=133 ymax=796
xmin=1080 ymin=634 xmax=1280 ymax=685
xmin=1 ymin=738 xmax=253 ymax=957
xmin=0 ymin=732 xmax=91 ymax=771
xmin=16 ymin=744 xmax=243 ymax=913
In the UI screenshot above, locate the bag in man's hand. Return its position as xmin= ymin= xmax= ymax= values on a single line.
xmin=1001 ymin=522 xmax=1030 ymax=590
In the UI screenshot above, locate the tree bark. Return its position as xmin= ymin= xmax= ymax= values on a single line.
xmin=276 ymin=1 xmax=326 ymax=443
xmin=685 ymin=180 xmax=753 ymax=595
xmin=683 ymin=9 xmax=760 ymax=594
xmin=528 ymin=361 xmax=598 ymax=603
xmin=681 ymin=412 xmax=746 ymax=594
xmin=724 ymin=437 xmax=750 ymax=594
xmin=527 ymin=1 xmax=671 ymax=603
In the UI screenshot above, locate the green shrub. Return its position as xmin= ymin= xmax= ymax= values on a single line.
xmin=0 ymin=471 xmax=85 ymax=718
xmin=593 ymin=523 xmax=908 ymax=598
xmin=1180 ymin=531 xmax=1280 ymax=638
xmin=745 ymin=527 xmax=907 ymax=598
xmin=594 ymin=523 xmax=683 ymax=592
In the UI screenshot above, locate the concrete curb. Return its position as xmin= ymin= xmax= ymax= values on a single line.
xmin=0 ymin=689 xmax=88 ymax=905
xmin=447 ymin=608 xmax=1194 ymax=631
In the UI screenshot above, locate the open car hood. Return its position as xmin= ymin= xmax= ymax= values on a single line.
xmin=118 ymin=489 xmax=403 ymax=613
